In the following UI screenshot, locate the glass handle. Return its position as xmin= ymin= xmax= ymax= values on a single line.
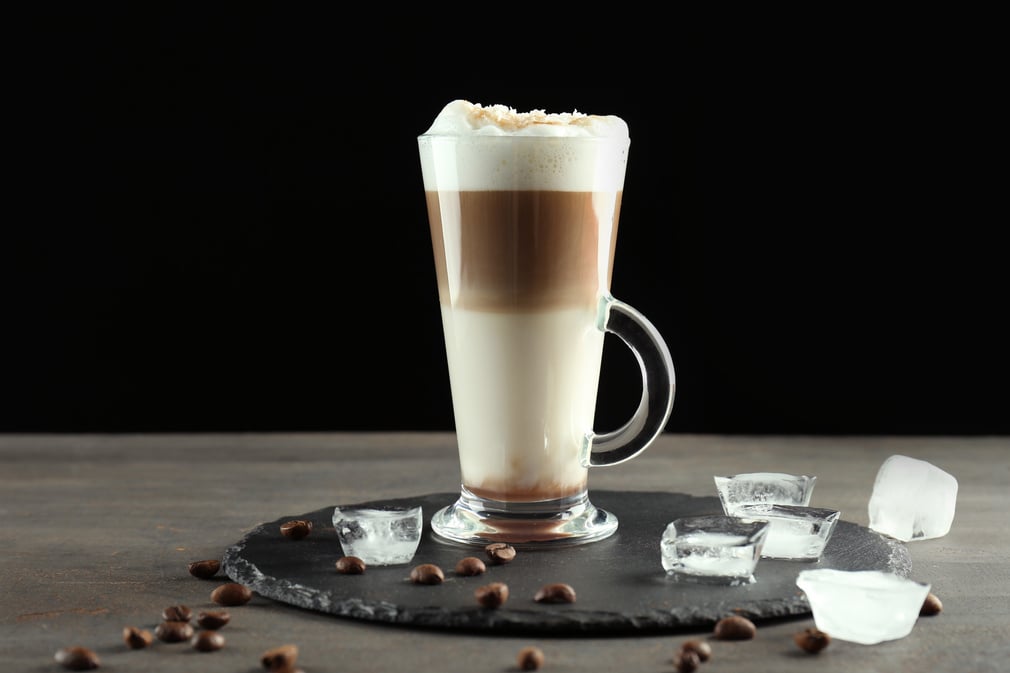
xmin=584 ymin=295 xmax=676 ymax=467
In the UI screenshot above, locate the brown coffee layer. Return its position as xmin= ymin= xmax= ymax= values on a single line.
xmin=427 ymin=190 xmax=621 ymax=311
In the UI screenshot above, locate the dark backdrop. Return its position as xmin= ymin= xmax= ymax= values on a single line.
xmin=5 ymin=9 xmax=1005 ymax=435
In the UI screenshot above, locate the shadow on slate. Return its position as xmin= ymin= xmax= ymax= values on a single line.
xmin=222 ymin=490 xmax=911 ymax=636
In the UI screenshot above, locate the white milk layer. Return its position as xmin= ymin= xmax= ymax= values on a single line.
xmin=441 ymin=304 xmax=604 ymax=499
xmin=418 ymin=99 xmax=629 ymax=192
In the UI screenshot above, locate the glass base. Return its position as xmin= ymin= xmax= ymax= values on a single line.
xmin=429 ymin=487 xmax=618 ymax=548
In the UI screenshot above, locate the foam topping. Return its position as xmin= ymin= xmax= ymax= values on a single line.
xmin=422 ymin=99 xmax=629 ymax=138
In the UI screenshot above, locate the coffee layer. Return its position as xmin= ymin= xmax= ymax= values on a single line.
xmin=427 ymin=190 xmax=621 ymax=312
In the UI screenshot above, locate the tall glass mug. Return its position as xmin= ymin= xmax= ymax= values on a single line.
xmin=418 ymin=100 xmax=675 ymax=546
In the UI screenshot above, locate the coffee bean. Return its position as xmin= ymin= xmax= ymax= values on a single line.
xmin=54 ymin=646 xmax=100 ymax=670
xmin=410 ymin=563 xmax=445 ymax=585
xmin=713 ymin=615 xmax=756 ymax=640
xmin=122 ymin=626 xmax=153 ymax=649
xmin=485 ymin=542 xmax=517 ymax=564
xmin=794 ymin=627 xmax=831 ymax=653
xmin=155 ymin=620 xmax=195 ymax=643
xmin=261 ymin=643 xmax=299 ymax=670
xmin=162 ymin=604 xmax=192 ymax=622
xmin=534 ymin=582 xmax=576 ymax=604
xmin=197 ymin=610 xmax=231 ymax=629
xmin=280 ymin=519 xmax=313 ymax=540
xmin=673 ymin=648 xmax=701 ymax=673
xmin=187 ymin=559 xmax=221 ymax=579
xmin=211 ymin=582 xmax=253 ymax=606
xmin=336 ymin=556 xmax=366 ymax=575
xmin=475 ymin=582 xmax=509 ymax=608
xmin=191 ymin=629 xmax=226 ymax=652
xmin=921 ymin=592 xmax=943 ymax=616
xmin=517 ymin=645 xmax=545 ymax=671
xmin=455 ymin=556 xmax=487 ymax=576
xmin=680 ymin=639 xmax=712 ymax=662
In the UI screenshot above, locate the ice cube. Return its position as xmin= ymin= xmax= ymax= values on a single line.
xmin=332 ymin=504 xmax=423 ymax=565
xmin=660 ymin=515 xmax=769 ymax=586
xmin=736 ymin=503 xmax=840 ymax=561
xmin=796 ymin=569 xmax=931 ymax=644
xmin=867 ymin=455 xmax=958 ymax=541
xmin=714 ymin=472 xmax=816 ymax=515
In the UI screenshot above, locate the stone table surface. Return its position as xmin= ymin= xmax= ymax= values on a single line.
xmin=2 ymin=432 xmax=1008 ymax=672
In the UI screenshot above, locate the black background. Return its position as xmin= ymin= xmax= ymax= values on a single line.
xmin=5 ymin=9 xmax=1006 ymax=435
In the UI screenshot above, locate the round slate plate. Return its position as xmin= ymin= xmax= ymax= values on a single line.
xmin=222 ymin=491 xmax=910 ymax=635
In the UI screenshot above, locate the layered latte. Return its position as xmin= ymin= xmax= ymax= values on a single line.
xmin=418 ymin=100 xmax=630 ymax=503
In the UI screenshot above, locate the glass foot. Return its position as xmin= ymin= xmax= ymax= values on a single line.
xmin=430 ymin=487 xmax=618 ymax=548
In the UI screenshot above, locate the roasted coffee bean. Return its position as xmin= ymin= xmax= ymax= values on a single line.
xmin=794 ymin=627 xmax=831 ymax=653
xmin=713 ymin=615 xmax=756 ymax=640
xmin=155 ymin=620 xmax=195 ymax=643
xmin=921 ymin=592 xmax=943 ymax=616
xmin=336 ymin=556 xmax=366 ymax=575
xmin=475 ymin=581 xmax=509 ymax=608
xmin=261 ymin=643 xmax=299 ymax=670
xmin=280 ymin=519 xmax=313 ymax=540
xmin=673 ymin=648 xmax=701 ymax=673
xmin=191 ymin=629 xmax=226 ymax=652
xmin=187 ymin=559 xmax=221 ymax=579
xmin=455 ymin=556 xmax=487 ymax=576
xmin=410 ymin=563 xmax=445 ymax=585
xmin=517 ymin=645 xmax=545 ymax=671
xmin=534 ymin=582 xmax=576 ymax=604
xmin=55 ymin=646 xmax=100 ymax=670
xmin=122 ymin=626 xmax=153 ymax=649
xmin=162 ymin=604 xmax=192 ymax=622
xmin=485 ymin=542 xmax=517 ymax=564
xmin=197 ymin=610 xmax=231 ymax=629
xmin=211 ymin=582 xmax=253 ymax=606
xmin=680 ymin=639 xmax=712 ymax=662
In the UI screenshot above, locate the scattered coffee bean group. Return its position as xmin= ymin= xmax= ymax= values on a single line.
xmin=673 ymin=637 xmax=713 ymax=672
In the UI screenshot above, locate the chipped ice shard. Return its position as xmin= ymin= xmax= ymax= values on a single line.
xmin=714 ymin=472 xmax=816 ymax=515
xmin=661 ymin=515 xmax=769 ymax=586
xmin=736 ymin=504 xmax=840 ymax=561
xmin=797 ymin=569 xmax=931 ymax=644
xmin=868 ymin=454 xmax=958 ymax=541
xmin=332 ymin=504 xmax=423 ymax=565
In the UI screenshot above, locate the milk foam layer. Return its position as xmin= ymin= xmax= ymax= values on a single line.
xmin=418 ymin=100 xmax=629 ymax=192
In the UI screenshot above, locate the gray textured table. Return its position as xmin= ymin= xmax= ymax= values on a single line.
xmin=2 ymin=433 xmax=1008 ymax=672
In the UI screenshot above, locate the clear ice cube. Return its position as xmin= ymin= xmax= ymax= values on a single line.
xmin=868 ymin=454 xmax=958 ymax=541
xmin=661 ymin=515 xmax=769 ymax=585
xmin=736 ymin=503 xmax=840 ymax=561
xmin=796 ymin=569 xmax=931 ymax=644
xmin=332 ymin=504 xmax=423 ymax=565
xmin=714 ymin=472 xmax=816 ymax=515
